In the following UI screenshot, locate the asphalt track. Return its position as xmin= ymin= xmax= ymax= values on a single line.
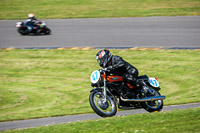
xmin=0 ymin=16 xmax=200 ymax=48
xmin=0 ymin=103 xmax=200 ymax=131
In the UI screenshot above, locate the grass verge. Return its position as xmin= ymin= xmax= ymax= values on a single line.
xmin=0 ymin=49 xmax=200 ymax=122
xmin=2 ymin=107 xmax=200 ymax=133
xmin=0 ymin=0 xmax=200 ymax=19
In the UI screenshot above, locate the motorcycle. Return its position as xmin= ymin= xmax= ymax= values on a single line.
xmin=16 ymin=21 xmax=51 ymax=35
xmin=89 ymin=69 xmax=166 ymax=117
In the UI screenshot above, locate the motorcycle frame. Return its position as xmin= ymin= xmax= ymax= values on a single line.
xmin=90 ymin=69 xmax=165 ymax=105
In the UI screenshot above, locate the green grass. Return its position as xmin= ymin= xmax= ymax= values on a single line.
xmin=0 ymin=49 xmax=200 ymax=122
xmin=2 ymin=107 xmax=200 ymax=133
xmin=0 ymin=0 xmax=200 ymax=19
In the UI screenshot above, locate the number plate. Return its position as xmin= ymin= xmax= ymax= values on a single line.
xmin=148 ymin=78 xmax=159 ymax=88
xmin=90 ymin=70 xmax=100 ymax=84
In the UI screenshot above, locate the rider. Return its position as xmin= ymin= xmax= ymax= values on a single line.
xmin=96 ymin=49 xmax=150 ymax=93
xmin=24 ymin=13 xmax=40 ymax=33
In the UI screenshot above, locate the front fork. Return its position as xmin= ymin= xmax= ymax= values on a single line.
xmin=103 ymin=80 xmax=107 ymax=103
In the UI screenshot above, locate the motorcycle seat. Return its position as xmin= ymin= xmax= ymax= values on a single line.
xmin=138 ymin=75 xmax=149 ymax=80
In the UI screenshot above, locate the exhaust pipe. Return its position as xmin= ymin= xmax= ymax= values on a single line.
xmin=120 ymin=95 xmax=166 ymax=102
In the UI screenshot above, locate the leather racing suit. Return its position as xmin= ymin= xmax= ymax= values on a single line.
xmin=105 ymin=55 xmax=139 ymax=85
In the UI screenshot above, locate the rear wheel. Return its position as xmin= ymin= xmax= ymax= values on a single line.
xmin=89 ymin=90 xmax=117 ymax=117
xmin=18 ymin=28 xmax=28 ymax=35
xmin=141 ymin=89 xmax=163 ymax=112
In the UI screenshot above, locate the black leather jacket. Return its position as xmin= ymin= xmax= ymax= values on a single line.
xmin=106 ymin=55 xmax=138 ymax=77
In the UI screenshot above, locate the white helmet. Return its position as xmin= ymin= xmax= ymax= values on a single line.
xmin=28 ymin=13 xmax=35 ymax=18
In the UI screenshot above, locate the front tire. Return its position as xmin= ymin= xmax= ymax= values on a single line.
xmin=44 ymin=28 xmax=51 ymax=35
xmin=89 ymin=90 xmax=117 ymax=117
xmin=141 ymin=89 xmax=163 ymax=112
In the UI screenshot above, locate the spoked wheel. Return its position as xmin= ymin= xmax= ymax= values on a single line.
xmin=89 ymin=90 xmax=117 ymax=117
xmin=141 ymin=89 xmax=163 ymax=112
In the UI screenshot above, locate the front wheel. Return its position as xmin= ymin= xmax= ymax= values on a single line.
xmin=141 ymin=89 xmax=163 ymax=112
xmin=44 ymin=27 xmax=51 ymax=35
xmin=89 ymin=90 xmax=117 ymax=117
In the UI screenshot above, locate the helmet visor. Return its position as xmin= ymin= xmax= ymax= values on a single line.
xmin=97 ymin=57 xmax=104 ymax=67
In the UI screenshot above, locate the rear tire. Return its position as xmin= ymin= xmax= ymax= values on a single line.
xmin=141 ymin=89 xmax=163 ymax=112
xmin=89 ymin=90 xmax=117 ymax=117
xmin=18 ymin=28 xmax=28 ymax=35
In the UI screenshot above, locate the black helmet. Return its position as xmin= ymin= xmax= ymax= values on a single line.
xmin=96 ymin=49 xmax=112 ymax=67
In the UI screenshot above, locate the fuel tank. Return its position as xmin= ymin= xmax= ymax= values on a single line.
xmin=107 ymin=76 xmax=124 ymax=82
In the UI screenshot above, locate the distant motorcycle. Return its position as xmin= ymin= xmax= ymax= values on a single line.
xmin=16 ymin=21 xmax=51 ymax=35
xmin=89 ymin=69 xmax=166 ymax=117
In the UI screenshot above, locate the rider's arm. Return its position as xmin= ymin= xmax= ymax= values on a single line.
xmin=24 ymin=19 xmax=31 ymax=26
xmin=106 ymin=56 xmax=125 ymax=71
xmin=112 ymin=56 xmax=125 ymax=69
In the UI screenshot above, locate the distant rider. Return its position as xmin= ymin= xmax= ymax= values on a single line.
xmin=96 ymin=49 xmax=150 ymax=94
xmin=24 ymin=14 xmax=40 ymax=33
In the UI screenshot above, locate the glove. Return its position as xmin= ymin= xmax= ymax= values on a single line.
xmin=105 ymin=66 xmax=113 ymax=71
xmin=104 ymin=66 xmax=113 ymax=72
